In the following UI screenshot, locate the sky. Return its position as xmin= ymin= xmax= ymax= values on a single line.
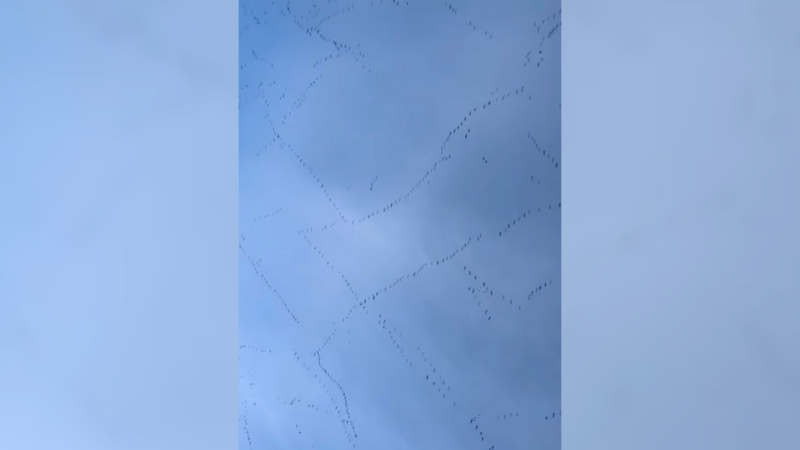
xmin=238 ymin=1 xmax=561 ymax=449
xmin=1 ymin=1 xmax=797 ymax=450
xmin=1 ymin=1 xmax=237 ymax=449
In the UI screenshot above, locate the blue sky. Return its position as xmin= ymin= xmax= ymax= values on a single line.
xmin=1 ymin=0 xmax=798 ymax=449
xmin=238 ymin=1 xmax=561 ymax=449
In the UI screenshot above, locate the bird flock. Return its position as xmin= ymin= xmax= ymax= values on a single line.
xmin=239 ymin=0 xmax=561 ymax=449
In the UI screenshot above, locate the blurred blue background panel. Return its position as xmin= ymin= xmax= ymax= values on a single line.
xmin=564 ymin=0 xmax=800 ymax=449
xmin=0 ymin=1 xmax=239 ymax=449
xmin=239 ymin=1 xmax=560 ymax=449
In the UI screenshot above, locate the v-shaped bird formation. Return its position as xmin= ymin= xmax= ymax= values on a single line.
xmin=239 ymin=0 xmax=561 ymax=449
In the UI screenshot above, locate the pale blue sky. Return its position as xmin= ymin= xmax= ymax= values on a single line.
xmin=1 ymin=0 xmax=798 ymax=449
xmin=0 ymin=1 xmax=238 ymax=449
xmin=238 ymin=1 xmax=561 ymax=449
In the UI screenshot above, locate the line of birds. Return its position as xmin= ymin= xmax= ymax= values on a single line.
xmin=312 ymin=3 xmax=357 ymax=29
xmin=303 ymin=207 xmax=558 ymax=389
xmin=297 ymin=220 xmax=338 ymax=236
xmin=527 ymin=278 xmax=554 ymax=300
xmin=463 ymin=264 xmax=519 ymax=317
xmin=301 ymin=232 xmax=361 ymax=302
xmin=497 ymin=203 xmax=559 ymax=238
xmin=243 ymin=6 xmax=559 ymax=236
xmin=241 ymin=185 xmax=560 ymax=444
xmin=291 ymin=347 xmax=356 ymax=445
xmin=282 ymin=75 xmax=323 ymax=125
xmin=373 ymin=311 xmax=459 ymax=406
xmin=443 ymin=2 xmax=495 ymax=40
xmin=318 ymin=352 xmax=358 ymax=438
xmin=356 ymin=153 xmax=452 ymax=224
xmin=308 ymin=233 xmax=481 ymax=350
xmin=238 ymin=1 xmax=562 ymax=448
xmin=526 ymin=132 xmax=560 ymax=168
xmin=440 ymin=85 xmax=526 ymax=155
xmin=255 ymin=207 xmax=284 ymax=221
xmin=525 ymin=10 xmax=562 ymax=68
xmin=240 ymin=411 xmax=253 ymax=449
xmin=251 ymin=49 xmax=275 ymax=68
xmin=240 ymin=241 xmax=301 ymax=324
